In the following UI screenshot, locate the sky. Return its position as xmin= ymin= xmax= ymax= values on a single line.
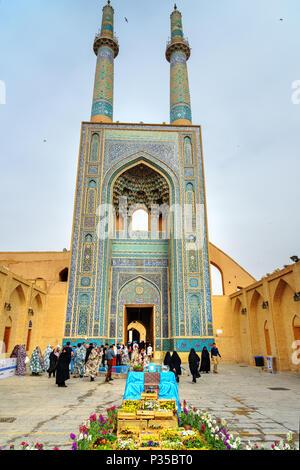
xmin=0 ymin=0 xmax=299 ymax=290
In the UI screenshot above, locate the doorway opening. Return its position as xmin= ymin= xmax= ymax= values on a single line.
xmin=125 ymin=306 xmax=154 ymax=349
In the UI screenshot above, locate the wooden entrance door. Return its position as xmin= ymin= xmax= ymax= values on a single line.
xmin=3 ymin=327 xmax=11 ymax=354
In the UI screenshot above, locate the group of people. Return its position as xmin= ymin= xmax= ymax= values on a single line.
xmin=10 ymin=342 xmax=104 ymax=388
xmin=163 ymin=343 xmax=221 ymax=384
xmin=99 ymin=341 xmax=153 ymax=368
xmin=10 ymin=341 xmax=221 ymax=387
xmin=188 ymin=343 xmax=222 ymax=383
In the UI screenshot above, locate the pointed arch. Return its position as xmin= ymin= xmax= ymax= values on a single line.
xmin=32 ymin=293 xmax=43 ymax=311
xmin=127 ymin=321 xmax=146 ymax=343
xmin=9 ymin=284 xmax=26 ymax=306
xmin=119 ymin=275 xmax=161 ymax=295
xmin=117 ymin=277 xmax=161 ymax=347
xmin=248 ymin=289 xmax=264 ymax=358
xmin=95 ymin=151 xmax=181 ymax=345
xmin=272 ymin=279 xmax=295 ymax=370
xmin=233 ymin=297 xmax=242 ymax=315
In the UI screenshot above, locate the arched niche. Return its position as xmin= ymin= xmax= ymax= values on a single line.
xmin=248 ymin=290 xmax=264 ymax=358
xmin=184 ymin=136 xmax=193 ymax=165
xmin=2 ymin=316 xmax=12 ymax=354
xmin=273 ymin=279 xmax=296 ymax=370
xmin=90 ymin=133 xmax=100 ymax=162
xmin=117 ymin=277 xmax=161 ymax=346
xmin=112 ymin=162 xmax=170 ymax=239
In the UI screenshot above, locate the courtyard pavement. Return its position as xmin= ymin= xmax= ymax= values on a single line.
xmin=0 ymin=364 xmax=299 ymax=450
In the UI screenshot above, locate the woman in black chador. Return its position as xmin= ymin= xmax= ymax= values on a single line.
xmin=48 ymin=347 xmax=59 ymax=378
xmin=163 ymin=351 xmax=172 ymax=368
xmin=200 ymin=346 xmax=211 ymax=373
xmin=188 ymin=348 xmax=201 ymax=383
xmin=55 ymin=348 xmax=70 ymax=388
xmin=170 ymin=351 xmax=182 ymax=383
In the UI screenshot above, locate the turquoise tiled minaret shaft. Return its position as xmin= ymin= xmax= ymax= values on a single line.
xmin=166 ymin=5 xmax=192 ymax=125
xmin=91 ymin=0 xmax=119 ymax=123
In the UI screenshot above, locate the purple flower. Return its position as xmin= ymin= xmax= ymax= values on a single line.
xmin=70 ymin=433 xmax=76 ymax=441
xmin=72 ymin=442 xmax=77 ymax=451
xmin=227 ymin=444 xmax=231 ymax=450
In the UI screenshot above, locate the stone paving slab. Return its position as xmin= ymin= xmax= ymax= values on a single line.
xmin=0 ymin=364 xmax=299 ymax=450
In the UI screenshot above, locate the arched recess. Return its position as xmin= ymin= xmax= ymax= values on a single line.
xmin=248 ymin=290 xmax=264 ymax=358
xmin=210 ymin=263 xmax=224 ymax=295
xmin=96 ymin=152 xmax=180 ymax=342
xmin=2 ymin=316 xmax=12 ymax=354
xmin=117 ymin=277 xmax=161 ymax=348
xmin=232 ymin=298 xmax=243 ymax=362
xmin=7 ymin=285 xmax=26 ymax=355
xmin=112 ymin=161 xmax=171 ymax=238
xmin=127 ymin=321 xmax=146 ymax=343
xmin=105 ymin=154 xmax=178 ymax=238
xmin=273 ymin=279 xmax=295 ymax=370
xmin=28 ymin=293 xmax=43 ymax=351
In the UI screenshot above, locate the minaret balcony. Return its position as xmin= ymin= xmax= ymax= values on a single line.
xmin=166 ymin=37 xmax=191 ymax=62
xmin=93 ymin=33 xmax=119 ymax=57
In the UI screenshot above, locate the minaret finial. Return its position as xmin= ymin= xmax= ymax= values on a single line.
xmin=174 ymin=3 xmax=177 ymax=10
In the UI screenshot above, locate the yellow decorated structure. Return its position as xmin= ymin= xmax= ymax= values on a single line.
xmin=0 ymin=3 xmax=299 ymax=373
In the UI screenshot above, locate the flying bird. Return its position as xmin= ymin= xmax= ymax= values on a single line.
xmin=125 ymin=17 xmax=128 ymax=23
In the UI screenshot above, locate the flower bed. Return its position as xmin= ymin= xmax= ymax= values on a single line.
xmin=179 ymin=401 xmax=298 ymax=451
xmin=0 ymin=401 xmax=298 ymax=450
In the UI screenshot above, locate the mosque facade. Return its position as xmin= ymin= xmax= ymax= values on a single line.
xmin=0 ymin=2 xmax=299 ymax=368
xmin=63 ymin=3 xmax=214 ymax=355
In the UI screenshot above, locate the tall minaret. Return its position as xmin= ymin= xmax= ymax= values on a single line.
xmin=91 ymin=0 xmax=119 ymax=123
xmin=166 ymin=4 xmax=192 ymax=126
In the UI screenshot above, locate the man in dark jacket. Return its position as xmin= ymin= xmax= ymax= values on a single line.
xmin=105 ymin=345 xmax=115 ymax=383
xmin=211 ymin=343 xmax=222 ymax=374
